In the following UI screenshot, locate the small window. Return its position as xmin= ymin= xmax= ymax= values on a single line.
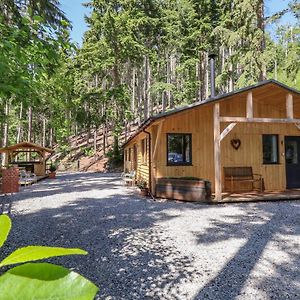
xmin=124 ymin=149 xmax=127 ymax=161
xmin=167 ymin=133 xmax=192 ymax=166
xmin=128 ymin=148 xmax=131 ymax=162
xmin=141 ymin=138 xmax=148 ymax=164
xmin=263 ymin=135 xmax=279 ymax=164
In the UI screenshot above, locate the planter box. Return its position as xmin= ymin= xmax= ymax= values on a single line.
xmin=156 ymin=178 xmax=211 ymax=202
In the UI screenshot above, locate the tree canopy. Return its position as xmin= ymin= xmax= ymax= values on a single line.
xmin=0 ymin=0 xmax=299 ymax=158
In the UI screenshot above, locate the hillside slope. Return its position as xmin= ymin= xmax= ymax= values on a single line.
xmin=50 ymin=123 xmax=138 ymax=172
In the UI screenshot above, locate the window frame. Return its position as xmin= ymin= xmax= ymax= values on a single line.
xmin=128 ymin=148 xmax=131 ymax=162
xmin=141 ymin=138 xmax=148 ymax=165
xmin=166 ymin=133 xmax=192 ymax=166
xmin=262 ymin=134 xmax=279 ymax=165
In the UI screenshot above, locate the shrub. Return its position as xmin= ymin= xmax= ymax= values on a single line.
xmin=0 ymin=214 xmax=98 ymax=299
xmin=137 ymin=180 xmax=147 ymax=189
xmin=49 ymin=164 xmax=57 ymax=172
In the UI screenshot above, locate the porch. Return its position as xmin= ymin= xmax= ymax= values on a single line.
xmin=0 ymin=141 xmax=54 ymax=176
xmin=214 ymin=82 xmax=300 ymax=200
xmin=218 ymin=189 xmax=300 ymax=203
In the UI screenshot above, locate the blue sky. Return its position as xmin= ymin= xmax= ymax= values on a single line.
xmin=60 ymin=0 xmax=297 ymax=45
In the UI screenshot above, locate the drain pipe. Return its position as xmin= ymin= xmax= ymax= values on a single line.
xmin=143 ymin=129 xmax=154 ymax=198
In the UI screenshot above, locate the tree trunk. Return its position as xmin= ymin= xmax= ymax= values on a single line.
xmin=257 ymin=0 xmax=266 ymax=81
xmin=2 ymin=100 xmax=9 ymax=166
xmin=28 ymin=106 xmax=33 ymax=142
xmin=49 ymin=127 xmax=54 ymax=148
xmin=42 ymin=117 xmax=46 ymax=147
xmin=102 ymin=124 xmax=106 ymax=155
xmin=16 ymin=102 xmax=23 ymax=143
xmin=143 ymin=55 xmax=149 ymax=120
xmin=94 ymin=127 xmax=97 ymax=161
xmin=229 ymin=47 xmax=234 ymax=92
xmin=131 ymin=67 xmax=136 ymax=113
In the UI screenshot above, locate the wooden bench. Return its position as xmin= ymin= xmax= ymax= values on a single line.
xmin=224 ymin=167 xmax=263 ymax=192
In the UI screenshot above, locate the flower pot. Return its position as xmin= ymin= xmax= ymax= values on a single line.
xmin=49 ymin=172 xmax=56 ymax=179
xmin=140 ymin=188 xmax=149 ymax=196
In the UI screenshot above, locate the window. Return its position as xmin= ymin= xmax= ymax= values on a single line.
xmin=167 ymin=133 xmax=192 ymax=166
xmin=141 ymin=138 xmax=148 ymax=164
xmin=124 ymin=149 xmax=127 ymax=161
xmin=128 ymin=148 xmax=131 ymax=162
xmin=263 ymin=135 xmax=279 ymax=164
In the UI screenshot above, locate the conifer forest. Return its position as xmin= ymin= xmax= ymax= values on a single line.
xmin=0 ymin=0 xmax=299 ymax=158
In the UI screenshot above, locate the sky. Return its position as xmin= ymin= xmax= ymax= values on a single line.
xmin=60 ymin=0 xmax=298 ymax=46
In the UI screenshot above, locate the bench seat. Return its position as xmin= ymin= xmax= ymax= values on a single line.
xmin=224 ymin=167 xmax=263 ymax=192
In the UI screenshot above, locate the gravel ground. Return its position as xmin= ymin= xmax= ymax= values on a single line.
xmin=1 ymin=172 xmax=299 ymax=300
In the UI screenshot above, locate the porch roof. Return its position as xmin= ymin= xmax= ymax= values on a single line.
xmin=123 ymin=79 xmax=300 ymax=147
xmin=0 ymin=142 xmax=54 ymax=153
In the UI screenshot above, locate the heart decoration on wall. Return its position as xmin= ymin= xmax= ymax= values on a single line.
xmin=231 ymin=139 xmax=241 ymax=150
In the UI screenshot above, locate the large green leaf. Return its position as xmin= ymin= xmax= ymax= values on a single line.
xmin=0 ymin=263 xmax=98 ymax=300
xmin=0 ymin=246 xmax=87 ymax=267
xmin=0 ymin=215 xmax=11 ymax=248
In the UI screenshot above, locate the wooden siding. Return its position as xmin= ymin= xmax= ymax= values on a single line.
xmin=124 ymin=132 xmax=150 ymax=186
xmin=124 ymin=85 xmax=300 ymax=193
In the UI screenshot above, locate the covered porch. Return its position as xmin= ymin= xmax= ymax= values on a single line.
xmin=0 ymin=142 xmax=54 ymax=176
xmin=213 ymin=81 xmax=300 ymax=201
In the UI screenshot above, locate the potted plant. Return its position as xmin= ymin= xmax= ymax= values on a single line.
xmin=49 ymin=164 xmax=57 ymax=179
xmin=137 ymin=180 xmax=149 ymax=196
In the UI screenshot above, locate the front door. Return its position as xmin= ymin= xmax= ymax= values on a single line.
xmin=285 ymin=136 xmax=300 ymax=188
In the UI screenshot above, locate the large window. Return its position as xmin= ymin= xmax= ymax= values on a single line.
xmin=167 ymin=133 xmax=192 ymax=166
xmin=263 ymin=135 xmax=279 ymax=164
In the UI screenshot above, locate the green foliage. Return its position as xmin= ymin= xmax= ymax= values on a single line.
xmin=0 ymin=0 xmax=299 ymax=162
xmin=106 ymin=144 xmax=123 ymax=165
xmin=0 ymin=215 xmax=98 ymax=299
xmin=0 ymin=215 xmax=11 ymax=248
xmin=0 ymin=246 xmax=86 ymax=267
xmin=0 ymin=263 xmax=98 ymax=300
xmin=84 ymin=147 xmax=95 ymax=157
xmin=137 ymin=180 xmax=147 ymax=189
xmin=49 ymin=164 xmax=57 ymax=172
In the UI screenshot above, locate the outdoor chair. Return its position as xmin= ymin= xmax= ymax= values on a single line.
xmin=122 ymin=170 xmax=136 ymax=186
xmin=19 ymin=170 xmax=37 ymax=187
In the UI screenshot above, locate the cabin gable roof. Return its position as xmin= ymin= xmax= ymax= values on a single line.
xmin=123 ymin=79 xmax=300 ymax=147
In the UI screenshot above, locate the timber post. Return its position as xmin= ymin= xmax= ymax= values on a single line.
xmin=213 ymin=103 xmax=222 ymax=201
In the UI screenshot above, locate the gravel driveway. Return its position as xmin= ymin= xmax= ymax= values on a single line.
xmin=1 ymin=172 xmax=299 ymax=300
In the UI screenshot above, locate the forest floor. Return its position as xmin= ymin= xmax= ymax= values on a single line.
xmin=1 ymin=172 xmax=299 ymax=300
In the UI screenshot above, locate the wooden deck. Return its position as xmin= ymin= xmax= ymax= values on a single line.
xmin=218 ymin=189 xmax=300 ymax=203
xmin=19 ymin=175 xmax=49 ymax=186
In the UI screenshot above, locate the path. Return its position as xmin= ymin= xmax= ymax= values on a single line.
xmin=1 ymin=173 xmax=299 ymax=299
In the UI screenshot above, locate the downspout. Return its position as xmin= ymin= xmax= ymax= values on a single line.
xmin=143 ymin=129 xmax=152 ymax=195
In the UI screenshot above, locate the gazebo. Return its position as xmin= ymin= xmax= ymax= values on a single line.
xmin=0 ymin=142 xmax=54 ymax=177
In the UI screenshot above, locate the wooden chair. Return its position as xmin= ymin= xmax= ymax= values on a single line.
xmin=121 ymin=170 xmax=136 ymax=186
xmin=224 ymin=167 xmax=263 ymax=193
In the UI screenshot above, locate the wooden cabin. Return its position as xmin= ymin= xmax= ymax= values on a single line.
xmin=0 ymin=142 xmax=54 ymax=176
xmin=123 ymin=79 xmax=300 ymax=201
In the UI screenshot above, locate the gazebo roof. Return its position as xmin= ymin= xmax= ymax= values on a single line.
xmin=0 ymin=142 xmax=54 ymax=153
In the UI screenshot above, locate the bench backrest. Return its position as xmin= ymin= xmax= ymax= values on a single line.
xmin=224 ymin=167 xmax=253 ymax=178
